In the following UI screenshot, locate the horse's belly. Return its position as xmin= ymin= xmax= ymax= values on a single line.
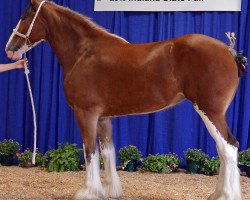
xmin=102 ymin=92 xmax=185 ymax=117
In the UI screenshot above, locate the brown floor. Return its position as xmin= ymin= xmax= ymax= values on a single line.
xmin=0 ymin=166 xmax=249 ymax=200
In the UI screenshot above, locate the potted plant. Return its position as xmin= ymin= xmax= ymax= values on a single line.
xmin=142 ymin=154 xmax=170 ymax=173
xmin=47 ymin=143 xmax=82 ymax=172
xmin=118 ymin=145 xmax=142 ymax=172
xmin=201 ymin=157 xmax=220 ymax=176
xmin=16 ymin=149 xmax=33 ymax=168
xmin=239 ymin=149 xmax=250 ymax=177
xmin=184 ymin=148 xmax=208 ymax=174
xmin=166 ymin=153 xmax=181 ymax=172
xmin=16 ymin=149 xmax=48 ymax=168
xmin=0 ymin=139 xmax=20 ymax=166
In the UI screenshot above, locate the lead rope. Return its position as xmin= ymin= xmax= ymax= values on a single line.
xmin=23 ymin=53 xmax=37 ymax=165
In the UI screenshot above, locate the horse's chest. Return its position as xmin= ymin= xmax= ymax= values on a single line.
xmin=63 ymin=74 xmax=101 ymax=109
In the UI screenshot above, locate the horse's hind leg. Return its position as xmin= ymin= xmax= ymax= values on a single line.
xmin=194 ymin=105 xmax=242 ymax=200
xmin=97 ymin=117 xmax=123 ymax=198
xmin=74 ymin=108 xmax=106 ymax=200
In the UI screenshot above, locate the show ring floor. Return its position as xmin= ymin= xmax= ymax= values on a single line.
xmin=0 ymin=166 xmax=249 ymax=200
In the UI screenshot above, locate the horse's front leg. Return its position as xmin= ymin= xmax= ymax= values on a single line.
xmin=98 ymin=117 xmax=123 ymax=198
xmin=74 ymin=108 xmax=106 ymax=200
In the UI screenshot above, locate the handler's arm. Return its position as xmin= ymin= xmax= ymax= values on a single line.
xmin=0 ymin=59 xmax=28 ymax=72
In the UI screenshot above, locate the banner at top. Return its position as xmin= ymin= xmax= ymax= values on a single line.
xmin=94 ymin=0 xmax=241 ymax=12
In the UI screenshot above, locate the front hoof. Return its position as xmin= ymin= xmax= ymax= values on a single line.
xmin=207 ymin=193 xmax=216 ymax=200
xmin=74 ymin=187 xmax=106 ymax=200
xmin=207 ymin=192 xmax=242 ymax=200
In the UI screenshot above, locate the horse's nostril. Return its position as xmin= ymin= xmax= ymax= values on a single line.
xmin=12 ymin=45 xmax=21 ymax=52
xmin=6 ymin=44 xmax=21 ymax=52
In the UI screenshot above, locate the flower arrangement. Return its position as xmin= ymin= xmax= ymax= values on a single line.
xmin=118 ymin=145 xmax=142 ymax=170
xmin=184 ymin=148 xmax=209 ymax=174
xmin=165 ymin=153 xmax=181 ymax=172
xmin=142 ymin=153 xmax=181 ymax=174
xmin=201 ymin=157 xmax=220 ymax=176
xmin=16 ymin=149 xmax=33 ymax=167
xmin=142 ymin=154 xmax=170 ymax=173
xmin=184 ymin=148 xmax=209 ymax=162
xmin=16 ymin=149 xmax=48 ymax=168
xmin=0 ymin=139 xmax=21 ymax=166
xmin=0 ymin=139 xmax=20 ymax=157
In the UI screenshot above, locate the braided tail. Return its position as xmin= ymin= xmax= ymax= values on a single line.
xmin=226 ymin=32 xmax=248 ymax=77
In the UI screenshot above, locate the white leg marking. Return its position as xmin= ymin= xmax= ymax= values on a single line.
xmin=194 ymin=105 xmax=242 ymax=200
xmin=101 ymin=143 xmax=123 ymax=198
xmin=75 ymin=148 xmax=106 ymax=200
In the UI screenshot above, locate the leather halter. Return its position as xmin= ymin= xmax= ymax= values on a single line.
xmin=12 ymin=0 xmax=47 ymax=48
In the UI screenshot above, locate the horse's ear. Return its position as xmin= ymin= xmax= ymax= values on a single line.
xmin=30 ymin=0 xmax=40 ymax=7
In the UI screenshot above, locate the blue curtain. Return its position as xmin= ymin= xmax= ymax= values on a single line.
xmin=0 ymin=0 xmax=249 ymax=161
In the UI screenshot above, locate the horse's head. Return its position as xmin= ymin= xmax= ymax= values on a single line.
xmin=5 ymin=0 xmax=47 ymax=60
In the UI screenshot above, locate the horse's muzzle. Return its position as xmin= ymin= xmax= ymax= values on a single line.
xmin=5 ymin=50 xmax=23 ymax=61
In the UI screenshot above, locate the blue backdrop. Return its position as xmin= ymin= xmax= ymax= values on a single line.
xmin=0 ymin=0 xmax=249 ymax=161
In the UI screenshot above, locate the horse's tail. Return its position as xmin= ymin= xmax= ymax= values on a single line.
xmin=226 ymin=32 xmax=248 ymax=77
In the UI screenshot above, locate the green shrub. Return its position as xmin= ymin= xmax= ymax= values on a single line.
xmin=239 ymin=149 xmax=250 ymax=166
xmin=184 ymin=148 xmax=208 ymax=162
xmin=47 ymin=143 xmax=82 ymax=172
xmin=0 ymin=139 xmax=20 ymax=157
xmin=201 ymin=157 xmax=220 ymax=175
xmin=166 ymin=153 xmax=181 ymax=172
xmin=118 ymin=145 xmax=142 ymax=167
xmin=36 ymin=152 xmax=48 ymax=168
xmin=142 ymin=154 xmax=170 ymax=173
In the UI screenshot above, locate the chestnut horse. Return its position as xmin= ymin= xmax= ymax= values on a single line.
xmin=5 ymin=0 xmax=245 ymax=199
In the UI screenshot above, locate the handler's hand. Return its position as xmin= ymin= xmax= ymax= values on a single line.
xmin=15 ymin=58 xmax=28 ymax=69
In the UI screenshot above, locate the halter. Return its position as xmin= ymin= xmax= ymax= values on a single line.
xmin=12 ymin=0 xmax=47 ymax=48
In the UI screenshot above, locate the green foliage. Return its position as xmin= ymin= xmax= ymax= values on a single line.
xmin=201 ymin=157 xmax=220 ymax=174
xmin=36 ymin=152 xmax=48 ymax=168
xmin=184 ymin=148 xmax=208 ymax=162
xmin=100 ymin=154 xmax=105 ymax=170
xmin=239 ymin=149 xmax=250 ymax=166
xmin=142 ymin=154 xmax=170 ymax=173
xmin=17 ymin=149 xmax=48 ymax=168
xmin=0 ymin=139 xmax=20 ymax=157
xmin=118 ymin=145 xmax=142 ymax=167
xmin=165 ymin=153 xmax=181 ymax=172
xmin=47 ymin=143 xmax=82 ymax=172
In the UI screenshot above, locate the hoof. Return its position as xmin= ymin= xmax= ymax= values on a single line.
xmin=207 ymin=192 xmax=242 ymax=200
xmin=208 ymin=193 xmax=216 ymax=200
xmin=74 ymin=187 xmax=106 ymax=200
xmin=104 ymin=183 xmax=123 ymax=198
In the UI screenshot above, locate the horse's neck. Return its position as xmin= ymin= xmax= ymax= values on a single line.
xmin=43 ymin=3 xmax=107 ymax=77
